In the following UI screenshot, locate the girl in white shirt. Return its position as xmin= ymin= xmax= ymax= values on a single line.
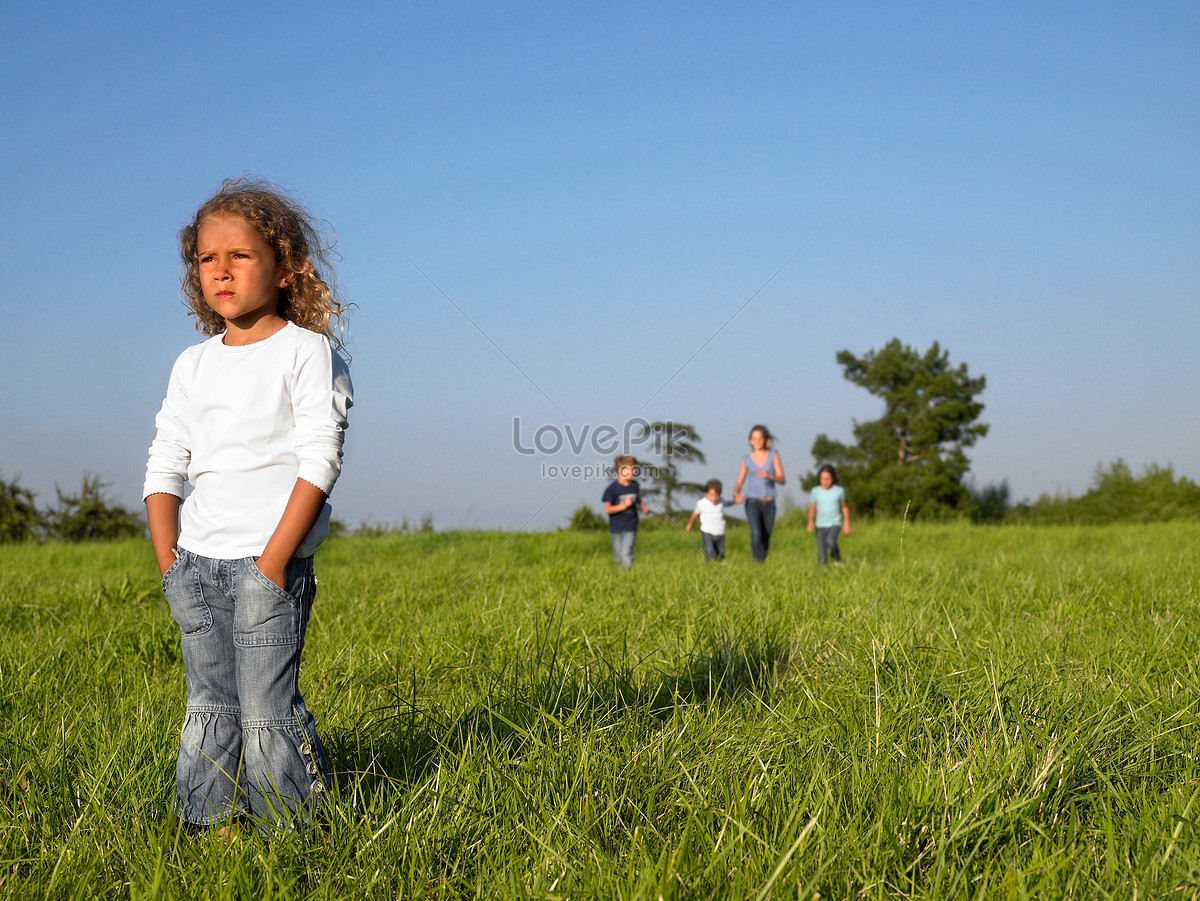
xmin=144 ymin=178 xmax=353 ymax=831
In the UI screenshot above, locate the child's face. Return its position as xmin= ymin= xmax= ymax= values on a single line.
xmin=617 ymin=464 xmax=634 ymax=482
xmin=819 ymin=471 xmax=833 ymax=489
xmin=705 ymin=488 xmax=720 ymax=503
xmin=197 ymin=212 xmax=288 ymax=339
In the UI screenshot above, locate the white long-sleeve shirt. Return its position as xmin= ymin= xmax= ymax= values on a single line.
xmin=143 ymin=322 xmax=353 ymax=559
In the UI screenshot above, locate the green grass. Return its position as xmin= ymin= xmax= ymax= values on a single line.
xmin=1 ymin=522 xmax=1198 ymax=898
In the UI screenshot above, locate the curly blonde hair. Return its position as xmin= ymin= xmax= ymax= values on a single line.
xmin=179 ymin=177 xmax=347 ymax=351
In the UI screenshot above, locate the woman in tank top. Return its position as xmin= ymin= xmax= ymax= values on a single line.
xmin=733 ymin=424 xmax=785 ymax=562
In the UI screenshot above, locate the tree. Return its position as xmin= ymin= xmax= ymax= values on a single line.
xmin=634 ymin=421 xmax=706 ymax=514
xmin=46 ymin=473 xmax=144 ymax=542
xmin=0 ymin=471 xmax=44 ymax=542
xmin=806 ymin=339 xmax=988 ymax=519
xmin=970 ymin=479 xmax=1011 ymax=524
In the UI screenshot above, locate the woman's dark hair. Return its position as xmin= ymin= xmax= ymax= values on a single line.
xmin=748 ymin=424 xmax=775 ymax=449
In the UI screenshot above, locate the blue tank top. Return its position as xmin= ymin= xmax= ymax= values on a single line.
xmin=741 ymin=450 xmax=777 ymax=499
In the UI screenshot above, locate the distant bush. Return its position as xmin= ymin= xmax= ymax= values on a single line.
xmin=2 ymin=471 xmax=144 ymax=543
xmin=970 ymin=480 xmax=1011 ymax=524
xmin=568 ymin=504 xmax=606 ymax=531
xmin=347 ymin=512 xmax=436 ymax=536
xmin=45 ymin=473 xmax=144 ymax=542
xmin=0 ymin=472 xmax=42 ymax=542
xmin=1009 ymin=460 xmax=1200 ymax=525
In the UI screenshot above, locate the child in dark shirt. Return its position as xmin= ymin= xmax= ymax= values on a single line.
xmin=601 ymin=455 xmax=649 ymax=568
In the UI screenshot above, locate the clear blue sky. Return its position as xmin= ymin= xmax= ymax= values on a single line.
xmin=2 ymin=1 xmax=1196 ymax=531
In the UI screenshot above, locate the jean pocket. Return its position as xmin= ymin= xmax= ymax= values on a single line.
xmin=247 ymin=558 xmax=306 ymax=608
xmin=159 ymin=549 xmax=184 ymax=592
xmin=162 ymin=557 xmax=212 ymax=636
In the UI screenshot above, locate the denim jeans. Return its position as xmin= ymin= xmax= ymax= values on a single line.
xmin=815 ymin=526 xmax=842 ymax=564
xmin=610 ymin=530 xmax=636 ymax=568
xmin=702 ymin=532 xmax=725 ymax=560
xmin=744 ymin=498 xmax=776 ymax=562
xmin=161 ymin=549 xmax=332 ymax=827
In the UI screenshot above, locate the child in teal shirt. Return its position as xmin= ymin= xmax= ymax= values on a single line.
xmin=807 ymin=464 xmax=851 ymax=564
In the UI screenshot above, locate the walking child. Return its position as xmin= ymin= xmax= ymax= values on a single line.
xmin=144 ymin=178 xmax=353 ymax=830
xmin=601 ymin=456 xmax=650 ymax=568
xmin=685 ymin=478 xmax=738 ymax=560
xmin=807 ymin=464 xmax=851 ymax=564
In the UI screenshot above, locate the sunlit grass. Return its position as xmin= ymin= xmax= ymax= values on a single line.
xmin=1 ymin=522 xmax=1197 ymax=898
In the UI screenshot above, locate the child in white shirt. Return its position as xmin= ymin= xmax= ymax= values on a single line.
xmin=686 ymin=479 xmax=738 ymax=560
xmin=144 ymin=178 xmax=352 ymax=832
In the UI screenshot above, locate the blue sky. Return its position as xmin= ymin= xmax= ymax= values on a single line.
xmin=1 ymin=1 xmax=1196 ymax=531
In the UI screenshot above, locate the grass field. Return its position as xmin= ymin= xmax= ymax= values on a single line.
xmin=1 ymin=521 xmax=1198 ymax=899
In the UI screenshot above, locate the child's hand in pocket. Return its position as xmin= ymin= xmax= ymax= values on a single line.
xmin=255 ymin=557 xmax=288 ymax=590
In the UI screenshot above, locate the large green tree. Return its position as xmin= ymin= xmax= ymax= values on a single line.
xmin=806 ymin=339 xmax=987 ymax=519
xmin=634 ymin=421 xmax=706 ymax=514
